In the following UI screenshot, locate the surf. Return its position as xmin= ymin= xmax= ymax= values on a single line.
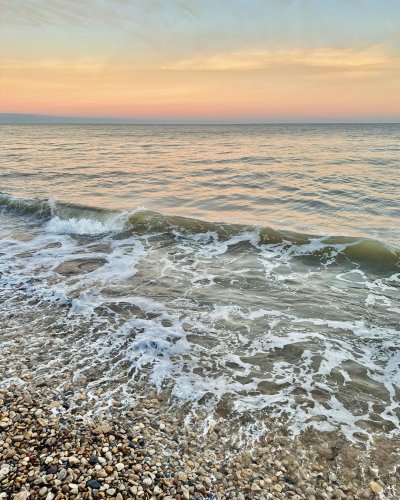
xmin=1 ymin=192 xmax=399 ymax=274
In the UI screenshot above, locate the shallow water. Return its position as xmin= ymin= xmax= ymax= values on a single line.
xmin=0 ymin=124 xmax=399 ymax=444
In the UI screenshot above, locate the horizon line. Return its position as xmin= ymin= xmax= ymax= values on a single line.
xmin=0 ymin=113 xmax=399 ymax=126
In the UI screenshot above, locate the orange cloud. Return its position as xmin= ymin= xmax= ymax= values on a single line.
xmin=1 ymin=44 xmax=399 ymax=120
xmin=165 ymin=45 xmax=399 ymax=74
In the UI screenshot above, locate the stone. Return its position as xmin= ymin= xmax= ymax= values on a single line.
xmin=55 ymin=258 xmax=107 ymax=276
xmin=334 ymin=488 xmax=345 ymax=498
xmin=0 ymin=468 xmax=9 ymax=480
xmin=68 ymin=456 xmax=80 ymax=465
xmin=196 ymin=484 xmax=207 ymax=495
xmin=57 ymin=469 xmax=67 ymax=481
xmin=14 ymin=492 xmax=30 ymax=500
xmin=143 ymin=477 xmax=152 ymax=487
xmin=178 ymin=472 xmax=187 ymax=481
xmin=87 ymin=479 xmax=102 ymax=489
xmin=369 ymin=481 xmax=383 ymax=494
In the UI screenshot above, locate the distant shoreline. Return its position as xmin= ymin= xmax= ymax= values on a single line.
xmin=1 ymin=114 xmax=399 ymax=125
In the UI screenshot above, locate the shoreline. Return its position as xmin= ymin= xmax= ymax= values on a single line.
xmin=0 ymin=384 xmax=394 ymax=499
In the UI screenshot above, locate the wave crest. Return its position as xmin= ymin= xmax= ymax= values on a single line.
xmin=1 ymin=192 xmax=399 ymax=273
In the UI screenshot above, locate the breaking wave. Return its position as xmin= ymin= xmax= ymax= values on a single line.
xmin=1 ymin=192 xmax=399 ymax=273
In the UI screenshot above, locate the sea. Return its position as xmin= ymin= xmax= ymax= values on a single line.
xmin=0 ymin=124 xmax=399 ymax=445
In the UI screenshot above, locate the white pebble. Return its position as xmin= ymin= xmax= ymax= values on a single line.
xmin=142 ymin=477 xmax=152 ymax=487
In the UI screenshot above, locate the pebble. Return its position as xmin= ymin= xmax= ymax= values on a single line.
xmin=87 ymin=479 xmax=102 ymax=489
xmin=197 ymin=484 xmax=207 ymax=495
xmin=13 ymin=492 xmax=30 ymax=500
xmin=0 ymin=384 xmax=396 ymax=499
xmin=143 ymin=477 xmax=153 ymax=487
xmin=369 ymin=481 xmax=384 ymax=494
xmin=57 ymin=469 xmax=67 ymax=481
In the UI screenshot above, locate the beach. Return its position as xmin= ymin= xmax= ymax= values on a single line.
xmin=0 ymin=124 xmax=399 ymax=499
xmin=2 ymin=0 xmax=400 ymax=495
xmin=1 ymin=383 xmax=396 ymax=499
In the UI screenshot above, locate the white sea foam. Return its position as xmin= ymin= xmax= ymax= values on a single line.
xmin=0 ymin=210 xmax=399 ymax=443
xmin=45 ymin=214 xmax=128 ymax=235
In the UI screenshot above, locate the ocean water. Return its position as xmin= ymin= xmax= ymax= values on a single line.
xmin=0 ymin=124 xmax=399 ymax=443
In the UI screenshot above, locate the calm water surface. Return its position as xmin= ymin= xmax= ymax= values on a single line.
xmin=1 ymin=124 xmax=399 ymax=242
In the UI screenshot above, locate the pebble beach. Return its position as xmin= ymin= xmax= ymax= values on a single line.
xmin=1 ymin=383 xmax=397 ymax=499
xmin=1 ymin=126 xmax=400 ymax=500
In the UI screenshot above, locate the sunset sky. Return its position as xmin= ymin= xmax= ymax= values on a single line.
xmin=1 ymin=0 xmax=400 ymax=122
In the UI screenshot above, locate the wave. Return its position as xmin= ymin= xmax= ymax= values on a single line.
xmin=1 ymin=192 xmax=399 ymax=273
xmin=0 ymin=192 xmax=128 ymax=235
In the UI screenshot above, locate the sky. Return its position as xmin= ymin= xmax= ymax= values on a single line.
xmin=1 ymin=0 xmax=400 ymax=123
